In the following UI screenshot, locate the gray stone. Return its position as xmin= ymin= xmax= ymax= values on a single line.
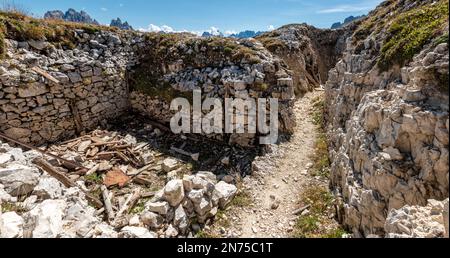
xmin=18 ymin=83 xmax=47 ymax=98
xmin=28 ymin=200 xmax=66 ymax=238
xmin=162 ymin=158 xmax=179 ymax=173
xmin=32 ymin=176 xmax=64 ymax=199
xmin=0 ymin=165 xmax=40 ymax=196
xmin=163 ymin=180 xmax=185 ymax=207
xmin=140 ymin=212 xmax=163 ymax=229
xmin=121 ymin=226 xmax=157 ymax=238
xmin=174 ymin=205 xmax=189 ymax=233
xmin=165 ymin=224 xmax=178 ymax=238
xmin=68 ymin=72 xmax=82 ymax=83
xmin=146 ymin=201 xmax=170 ymax=215
xmin=213 ymin=181 xmax=237 ymax=209
xmin=0 ymin=212 xmax=24 ymax=238
xmin=28 ymin=40 xmax=49 ymax=50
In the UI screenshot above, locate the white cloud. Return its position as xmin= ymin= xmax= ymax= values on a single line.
xmin=204 ymin=26 xmax=222 ymax=36
xmin=224 ymin=30 xmax=237 ymax=36
xmin=139 ymin=24 xmax=202 ymax=35
xmin=119 ymin=3 xmax=124 ymax=7
xmin=100 ymin=7 xmax=108 ymax=12
xmin=317 ymin=4 xmax=372 ymax=14
xmin=268 ymin=25 xmax=275 ymax=31
xmin=139 ymin=24 xmax=173 ymax=33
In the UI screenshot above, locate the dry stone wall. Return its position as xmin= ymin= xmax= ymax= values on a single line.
xmin=1 ymin=29 xmax=296 ymax=147
xmin=127 ymin=35 xmax=296 ymax=147
xmin=0 ymin=30 xmax=146 ymax=145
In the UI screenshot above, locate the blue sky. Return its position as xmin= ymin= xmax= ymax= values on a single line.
xmin=15 ymin=0 xmax=383 ymax=33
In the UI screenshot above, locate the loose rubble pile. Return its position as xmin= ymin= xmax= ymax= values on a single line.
xmin=385 ymin=199 xmax=449 ymax=238
xmin=0 ymin=134 xmax=238 ymax=238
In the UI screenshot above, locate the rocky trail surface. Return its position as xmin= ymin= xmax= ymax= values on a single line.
xmin=208 ymin=90 xmax=338 ymax=238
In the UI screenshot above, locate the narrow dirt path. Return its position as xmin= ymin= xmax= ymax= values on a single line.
xmin=208 ymin=90 xmax=331 ymax=238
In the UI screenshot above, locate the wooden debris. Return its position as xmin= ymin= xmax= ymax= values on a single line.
xmin=101 ymin=185 xmax=115 ymax=221
xmin=0 ymin=132 xmax=86 ymax=170
xmin=112 ymin=189 xmax=141 ymax=226
xmin=104 ymin=169 xmax=130 ymax=188
xmin=33 ymin=158 xmax=103 ymax=208
xmin=85 ymin=164 xmax=100 ymax=176
xmin=133 ymin=176 xmax=153 ymax=186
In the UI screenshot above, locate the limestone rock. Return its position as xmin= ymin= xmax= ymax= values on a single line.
xmin=146 ymin=201 xmax=170 ymax=215
xmin=174 ymin=205 xmax=189 ymax=233
xmin=27 ymin=199 xmax=67 ymax=238
xmin=32 ymin=176 xmax=64 ymax=199
xmin=162 ymin=158 xmax=179 ymax=173
xmin=213 ymin=181 xmax=238 ymax=209
xmin=0 ymin=165 xmax=40 ymax=196
xmin=140 ymin=212 xmax=163 ymax=229
xmin=121 ymin=226 xmax=157 ymax=238
xmin=0 ymin=212 xmax=24 ymax=238
xmin=163 ymin=180 xmax=185 ymax=207
xmin=385 ymin=199 xmax=448 ymax=238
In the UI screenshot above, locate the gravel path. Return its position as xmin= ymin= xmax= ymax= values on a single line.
xmin=209 ymin=90 xmax=330 ymax=238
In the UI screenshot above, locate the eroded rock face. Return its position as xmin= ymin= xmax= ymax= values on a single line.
xmin=385 ymin=199 xmax=448 ymax=238
xmin=325 ymin=0 xmax=449 ymax=237
xmin=256 ymin=24 xmax=352 ymax=94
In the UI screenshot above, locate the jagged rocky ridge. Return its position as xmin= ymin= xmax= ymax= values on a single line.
xmin=44 ymin=9 xmax=99 ymax=25
xmin=331 ymin=15 xmax=365 ymax=29
xmin=110 ymin=18 xmax=133 ymax=30
xmin=256 ymin=24 xmax=352 ymax=94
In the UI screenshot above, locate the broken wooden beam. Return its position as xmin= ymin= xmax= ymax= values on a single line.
xmin=33 ymin=158 xmax=103 ymax=209
xmin=101 ymin=185 xmax=115 ymax=221
xmin=0 ymin=132 xmax=86 ymax=170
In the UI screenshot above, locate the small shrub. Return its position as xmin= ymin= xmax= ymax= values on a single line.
xmin=294 ymin=215 xmax=320 ymax=238
xmin=323 ymin=228 xmax=347 ymax=238
xmin=85 ymin=173 xmax=103 ymax=184
xmin=1 ymin=202 xmax=26 ymax=214
xmin=131 ymin=200 xmax=146 ymax=214
xmin=229 ymin=189 xmax=252 ymax=208
xmin=195 ymin=231 xmax=217 ymax=238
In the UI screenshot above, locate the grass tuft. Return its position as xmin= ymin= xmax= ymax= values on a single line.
xmin=310 ymin=97 xmax=330 ymax=178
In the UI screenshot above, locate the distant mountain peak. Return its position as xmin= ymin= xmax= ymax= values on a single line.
xmin=331 ymin=15 xmax=365 ymax=29
xmin=44 ymin=8 xmax=99 ymax=25
xmin=110 ymin=18 xmax=134 ymax=30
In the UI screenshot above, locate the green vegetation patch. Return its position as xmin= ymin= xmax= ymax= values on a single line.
xmin=377 ymin=0 xmax=449 ymax=71
xmin=310 ymin=97 xmax=330 ymax=178
xmin=1 ymin=202 xmax=27 ymax=214
xmin=229 ymin=189 xmax=253 ymax=208
xmin=293 ymin=185 xmax=346 ymax=238
xmin=0 ymin=10 xmax=117 ymax=58
xmin=256 ymin=31 xmax=285 ymax=52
